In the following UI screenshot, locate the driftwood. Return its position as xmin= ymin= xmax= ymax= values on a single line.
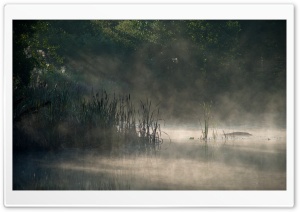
xmin=225 ymin=132 xmax=252 ymax=136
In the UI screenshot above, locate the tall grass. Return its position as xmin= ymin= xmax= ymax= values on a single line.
xmin=137 ymin=99 xmax=163 ymax=154
xmin=199 ymin=101 xmax=212 ymax=142
xmin=13 ymin=71 xmax=165 ymax=154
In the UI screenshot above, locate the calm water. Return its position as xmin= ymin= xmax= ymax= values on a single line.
xmin=13 ymin=127 xmax=286 ymax=190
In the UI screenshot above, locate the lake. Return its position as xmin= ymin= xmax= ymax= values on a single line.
xmin=13 ymin=127 xmax=286 ymax=190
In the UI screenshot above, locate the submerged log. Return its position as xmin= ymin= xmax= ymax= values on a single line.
xmin=225 ymin=132 xmax=252 ymax=136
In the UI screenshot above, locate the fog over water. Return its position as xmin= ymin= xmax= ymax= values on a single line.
xmin=64 ymin=48 xmax=286 ymax=129
xmin=13 ymin=20 xmax=287 ymax=190
xmin=14 ymin=127 xmax=286 ymax=190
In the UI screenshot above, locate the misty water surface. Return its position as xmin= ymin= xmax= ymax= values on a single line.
xmin=13 ymin=20 xmax=287 ymax=190
xmin=13 ymin=127 xmax=286 ymax=190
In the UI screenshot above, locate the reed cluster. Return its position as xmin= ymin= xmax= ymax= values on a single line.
xmin=14 ymin=77 xmax=164 ymax=154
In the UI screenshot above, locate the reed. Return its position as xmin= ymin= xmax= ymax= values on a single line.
xmin=199 ymin=101 xmax=213 ymax=143
xmin=14 ymin=72 xmax=164 ymax=154
xmin=137 ymin=99 xmax=163 ymax=154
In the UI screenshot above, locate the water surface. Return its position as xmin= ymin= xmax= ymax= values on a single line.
xmin=13 ymin=127 xmax=286 ymax=190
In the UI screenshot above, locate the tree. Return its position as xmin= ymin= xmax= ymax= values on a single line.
xmin=13 ymin=21 xmax=63 ymax=91
xmin=13 ymin=20 xmax=39 ymax=89
xmin=13 ymin=21 xmax=63 ymax=121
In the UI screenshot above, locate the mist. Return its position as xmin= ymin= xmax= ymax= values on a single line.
xmin=14 ymin=130 xmax=286 ymax=190
xmin=13 ymin=20 xmax=286 ymax=190
xmin=60 ymin=23 xmax=285 ymax=128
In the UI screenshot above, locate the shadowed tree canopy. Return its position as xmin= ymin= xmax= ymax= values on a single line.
xmin=13 ymin=20 xmax=286 ymax=125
